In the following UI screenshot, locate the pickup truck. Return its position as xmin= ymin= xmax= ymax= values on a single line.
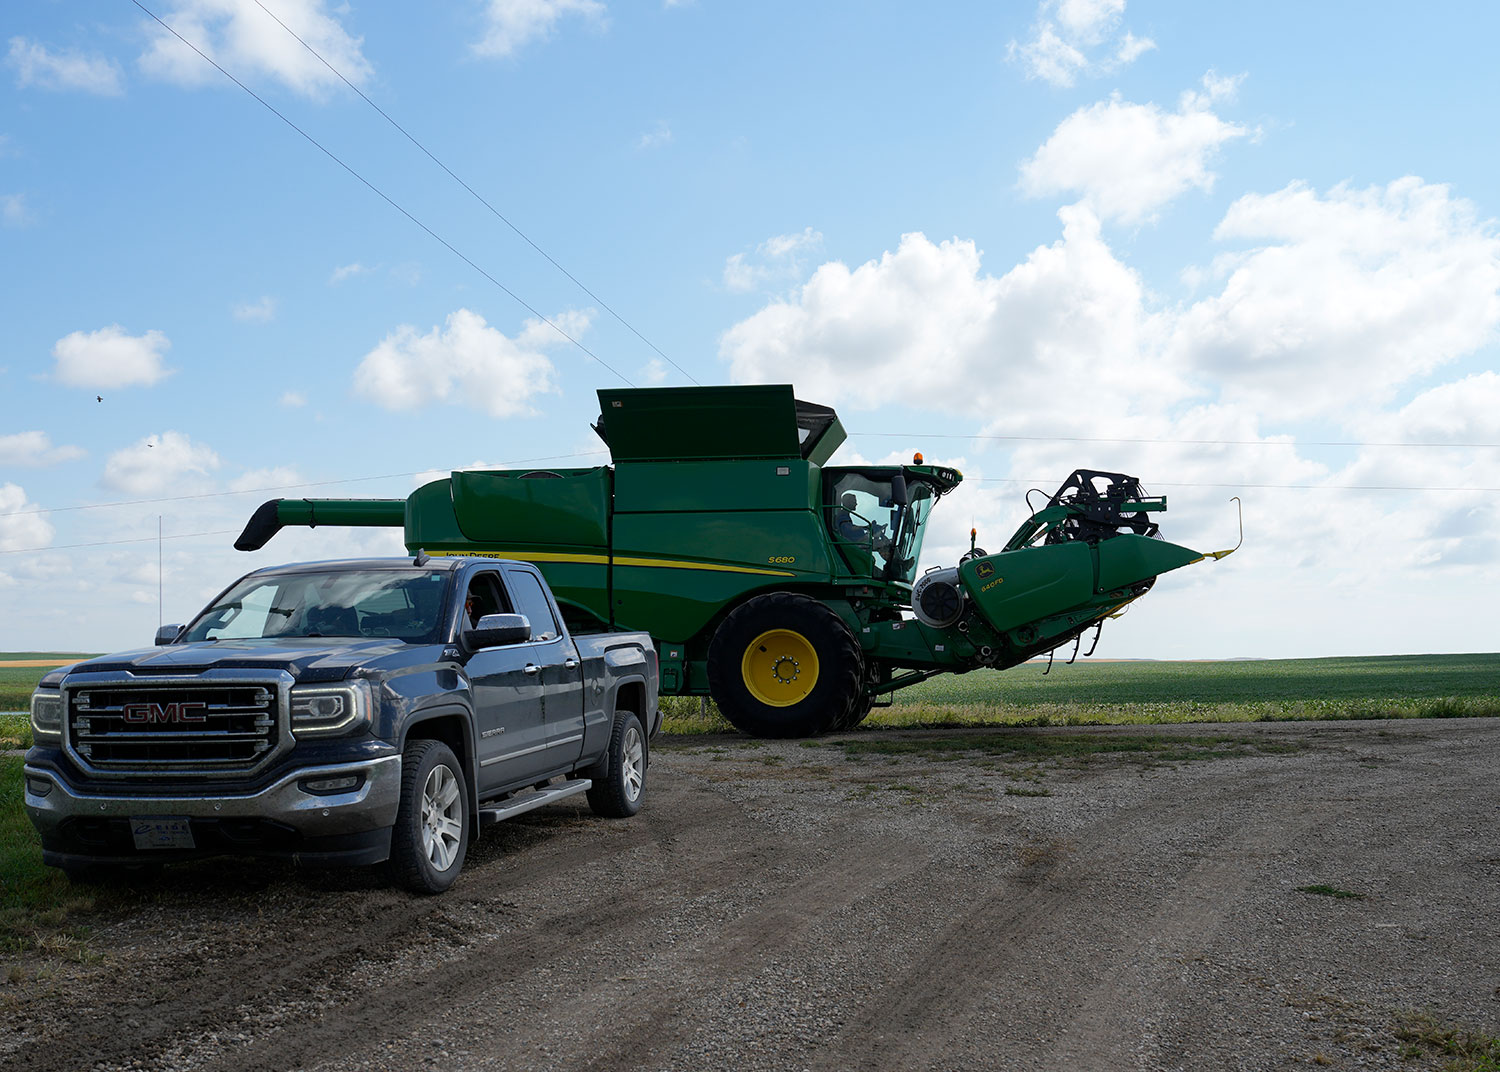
xmin=23 ymin=555 xmax=659 ymax=893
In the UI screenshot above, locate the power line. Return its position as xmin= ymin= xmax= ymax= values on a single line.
xmin=853 ymin=432 xmax=1500 ymax=449
xmin=0 ymin=451 xmax=610 ymax=518
xmin=0 ymin=530 xmax=239 ymax=555
xmin=128 ymin=0 xmax=633 ymax=388
xmin=248 ymin=0 xmax=699 ymax=387
xmin=979 ymin=478 xmax=1500 ymax=493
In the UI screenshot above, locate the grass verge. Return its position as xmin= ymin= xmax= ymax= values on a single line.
xmin=1395 ymin=1012 xmax=1500 ymax=1071
xmin=0 ymin=713 xmax=30 ymax=750
xmin=0 ymin=756 xmax=100 ymax=956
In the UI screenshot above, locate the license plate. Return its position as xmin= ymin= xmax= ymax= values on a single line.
xmin=130 ymin=817 xmax=195 ymax=850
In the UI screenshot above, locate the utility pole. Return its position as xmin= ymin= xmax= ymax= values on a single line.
xmin=158 ymin=515 xmax=163 ymax=629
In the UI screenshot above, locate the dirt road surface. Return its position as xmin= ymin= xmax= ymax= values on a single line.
xmin=3 ymin=719 xmax=1497 ymax=1072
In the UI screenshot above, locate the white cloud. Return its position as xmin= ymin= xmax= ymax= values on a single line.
xmin=101 ymin=432 xmax=221 ymax=496
xmin=0 ymin=432 xmax=85 ymax=467
xmin=1008 ymin=0 xmax=1154 ymax=88
xmin=1357 ymin=371 xmax=1500 ymax=447
xmin=1112 ymin=31 xmax=1154 ymax=67
xmin=1020 ymin=77 xmax=1249 ymax=224
xmin=279 ymin=390 xmax=307 ymax=407
xmin=1171 ymin=178 xmax=1500 ymax=419
xmin=722 ymin=210 xmax=1174 ymax=419
xmin=232 ymin=295 xmax=276 ymax=322
xmin=7 ymin=37 xmax=124 ymax=95
xmin=726 ymin=175 xmax=1500 ymax=438
xmin=717 ymin=159 xmax=1500 ymax=599
xmin=723 ymin=227 xmax=824 ymax=293
xmin=473 ymin=0 xmax=608 ymax=58
xmin=353 ymin=307 xmax=588 ymax=418
xmin=1 ymin=193 xmax=33 ymax=228
xmin=138 ymin=0 xmax=372 ymax=98
xmin=53 ymin=326 xmax=173 ymax=390
xmin=329 ymin=261 xmax=368 ymax=284
xmin=637 ymin=120 xmax=672 ymax=150
xmin=0 ymin=484 xmax=54 ymax=552
xmin=639 ymin=358 xmax=668 ymax=385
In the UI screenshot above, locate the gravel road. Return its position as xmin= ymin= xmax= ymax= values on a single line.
xmin=3 ymin=718 xmax=1497 ymax=1072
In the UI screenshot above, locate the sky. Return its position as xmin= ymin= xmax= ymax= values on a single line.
xmin=2 ymin=0 xmax=1499 ymax=659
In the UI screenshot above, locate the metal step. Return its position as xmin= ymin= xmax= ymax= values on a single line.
xmin=477 ymin=778 xmax=592 ymax=827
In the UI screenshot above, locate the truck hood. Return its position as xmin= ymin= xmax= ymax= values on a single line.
xmin=62 ymin=638 xmax=429 ymax=683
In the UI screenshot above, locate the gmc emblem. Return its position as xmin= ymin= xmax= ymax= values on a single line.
xmin=121 ymin=701 xmax=208 ymax=724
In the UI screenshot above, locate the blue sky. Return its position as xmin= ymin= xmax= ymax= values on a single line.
xmin=2 ymin=0 xmax=1498 ymax=658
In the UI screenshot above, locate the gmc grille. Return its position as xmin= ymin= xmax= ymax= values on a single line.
xmin=67 ymin=680 xmax=284 ymax=777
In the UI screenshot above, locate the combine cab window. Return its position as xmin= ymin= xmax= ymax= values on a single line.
xmin=894 ymin=482 xmax=936 ymax=579
xmin=827 ymin=473 xmax=938 ymax=584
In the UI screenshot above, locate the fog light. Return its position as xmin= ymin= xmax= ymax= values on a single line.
xmin=301 ymin=774 xmax=363 ymax=795
xmin=26 ymin=777 xmax=53 ymax=798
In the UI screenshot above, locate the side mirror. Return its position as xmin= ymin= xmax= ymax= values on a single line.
xmin=891 ymin=474 xmax=909 ymax=506
xmin=466 ymin=613 xmax=531 ymax=650
xmin=155 ymin=624 xmax=183 ymax=646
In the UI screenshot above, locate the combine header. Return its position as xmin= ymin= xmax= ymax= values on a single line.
xmin=237 ymin=385 xmax=1231 ymax=737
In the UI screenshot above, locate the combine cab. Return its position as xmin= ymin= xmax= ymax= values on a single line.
xmin=237 ymin=385 xmax=1229 ymax=737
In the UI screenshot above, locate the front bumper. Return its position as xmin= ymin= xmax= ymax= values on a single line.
xmin=24 ymin=754 xmax=402 ymax=867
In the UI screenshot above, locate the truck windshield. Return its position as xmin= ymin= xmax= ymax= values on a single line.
xmin=180 ymin=569 xmax=450 ymax=644
xmin=828 ymin=474 xmax=938 ymax=584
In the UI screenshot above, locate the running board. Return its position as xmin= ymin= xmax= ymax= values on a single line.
xmin=477 ymin=778 xmax=592 ymax=827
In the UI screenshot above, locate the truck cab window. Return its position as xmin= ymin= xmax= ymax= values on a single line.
xmin=462 ymin=573 xmax=510 ymax=628
xmin=202 ymin=583 xmax=281 ymax=639
xmin=507 ymin=571 xmax=559 ymax=641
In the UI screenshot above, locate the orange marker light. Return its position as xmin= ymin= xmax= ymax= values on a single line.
xmin=913 ymin=452 xmax=924 ymax=464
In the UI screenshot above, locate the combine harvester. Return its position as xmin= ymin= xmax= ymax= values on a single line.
xmin=236 ymin=385 xmax=1234 ymax=737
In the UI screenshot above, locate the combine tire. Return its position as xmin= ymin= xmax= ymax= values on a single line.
xmin=831 ymin=692 xmax=875 ymax=732
xmin=707 ymin=593 xmax=863 ymax=738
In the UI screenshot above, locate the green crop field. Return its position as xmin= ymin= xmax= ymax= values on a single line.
xmin=869 ymin=652 xmax=1500 ymax=728
xmin=5 ymin=651 xmax=1498 ymax=734
xmin=662 ymin=653 xmax=1500 ymax=733
xmin=0 ymin=655 xmax=95 ymax=714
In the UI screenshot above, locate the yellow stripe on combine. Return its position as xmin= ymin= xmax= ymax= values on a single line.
xmin=428 ymin=549 xmax=797 ymax=578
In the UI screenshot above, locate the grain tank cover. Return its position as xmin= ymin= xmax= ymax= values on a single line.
xmin=596 ymin=385 xmax=846 ymax=465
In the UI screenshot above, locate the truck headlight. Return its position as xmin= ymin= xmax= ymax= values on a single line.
xmin=30 ymin=690 xmax=63 ymax=745
xmin=290 ymin=681 xmax=372 ymax=738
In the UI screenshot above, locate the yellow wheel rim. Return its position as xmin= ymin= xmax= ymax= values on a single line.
xmin=741 ymin=628 xmax=820 ymax=707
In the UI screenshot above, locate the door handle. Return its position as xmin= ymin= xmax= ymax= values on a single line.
xmin=564 ymin=658 xmax=578 ymax=669
xmin=523 ymin=664 xmax=540 ymax=676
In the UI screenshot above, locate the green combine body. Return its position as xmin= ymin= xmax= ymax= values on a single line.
xmin=237 ymin=385 xmax=1225 ymax=737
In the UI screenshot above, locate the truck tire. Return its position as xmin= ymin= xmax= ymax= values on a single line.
xmin=389 ymin=739 xmax=469 ymax=894
xmin=585 ymin=709 xmax=648 ymax=818
xmin=707 ymin=592 xmax=863 ymax=738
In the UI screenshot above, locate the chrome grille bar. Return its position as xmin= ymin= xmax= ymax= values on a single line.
xmin=62 ymin=669 xmax=293 ymax=780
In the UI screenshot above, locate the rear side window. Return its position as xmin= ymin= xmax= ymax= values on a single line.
xmin=507 ymin=571 xmax=559 ymax=641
